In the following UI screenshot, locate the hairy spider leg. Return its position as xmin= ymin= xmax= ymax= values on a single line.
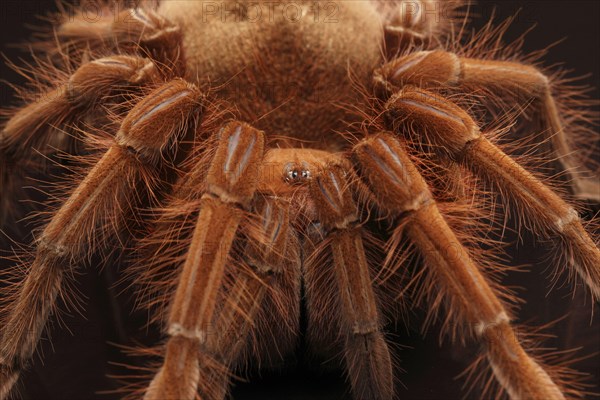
xmin=353 ymin=133 xmax=566 ymax=399
xmin=375 ymin=50 xmax=600 ymax=201
xmin=145 ymin=122 xmax=265 ymax=400
xmin=383 ymin=87 xmax=600 ymax=300
xmin=0 ymin=55 xmax=160 ymax=224
xmin=308 ymin=164 xmax=393 ymax=400
xmin=0 ymin=79 xmax=201 ymax=400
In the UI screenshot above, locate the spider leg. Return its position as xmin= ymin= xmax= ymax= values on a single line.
xmin=382 ymin=1 xmax=465 ymax=57
xmin=0 ymin=79 xmax=201 ymax=400
xmin=0 ymin=55 xmax=160 ymax=225
xmin=197 ymin=196 xmax=300 ymax=399
xmin=353 ymin=132 xmax=566 ymax=399
xmin=57 ymin=7 xmax=183 ymax=74
xmin=144 ymin=122 xmax=265 ymax=400
xmin=384 ymin=87 xmax=600 ymax=300
xmin=307 ymin=164 xmax=393 ymax=400
xmin=376 ymin=50 xmax=600 ymax=201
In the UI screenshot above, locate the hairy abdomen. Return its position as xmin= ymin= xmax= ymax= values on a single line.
xmin=159 ymin=0 xmax=384 ymax=148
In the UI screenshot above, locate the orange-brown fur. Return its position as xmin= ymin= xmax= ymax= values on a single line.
xmin=159 ymin=0 xmax=383 ymax=148
xmin=0 ymin=1 xmax=599 ymax=399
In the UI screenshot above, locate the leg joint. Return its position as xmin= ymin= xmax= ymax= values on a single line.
xmin=475 ymin=311 xmax=510 ymax=337
xmin=554 ymin=207 xmax=579 ymax=233
xmin=168 ymin=323 xmax=206 ymax=343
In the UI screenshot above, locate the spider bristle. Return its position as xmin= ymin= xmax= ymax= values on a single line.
xmin=0 ymin=223 xmax=87 ymax=335
xmin=460 ymin=323 xmax=593 ymax=400
xmin=0 ymin=41 xmax=169 ymax=226
xmin=120 ymin=191 xmax=302 ymax=398
xmin=126 ymin=194 xmax=201 ymax=327
xmin=226 ymin=246 xmax=300 ymax=371
xmin=1 ymin=55 xmax=75 ymax=223
xmin=446 ymin=5 xmax=599 ymax=202
xmin=27 ymin=1 xmax=140 ymax=62
xmin=302 ymin=232 xmax=347 ymax=364
xmin=302 ymin=219 xmax=399 ymax=398
xmin=122 ymin=100 xmax=235 ymax=329
xmin=0 ymin=0 xmax=597 ymax=398
xmin=370 ymin=149 xmax=521 ymax=346
xmin=465 ymin=132 xmax=600 ymax=300
xmin=101 ymin=342 xmax=228 ymax=400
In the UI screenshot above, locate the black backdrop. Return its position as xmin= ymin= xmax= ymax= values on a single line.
xmin=1 ymin=1 xmax=599 ymax=400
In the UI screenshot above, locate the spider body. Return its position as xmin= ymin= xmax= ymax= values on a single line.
xmin=160 ymin=0 xmax=382 ymax=148
xmin=1 ymin=1 xmax=599 ymax=399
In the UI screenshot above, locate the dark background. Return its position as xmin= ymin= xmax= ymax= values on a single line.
xmin=1 ymin=1 xmax=599 ymax=400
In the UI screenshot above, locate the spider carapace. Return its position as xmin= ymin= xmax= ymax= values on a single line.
xmin=1 ymin=1 xmax=599 ymax=399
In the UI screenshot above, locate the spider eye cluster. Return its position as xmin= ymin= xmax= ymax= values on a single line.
xmin=284 ymin=164 xmax=311 ymax=184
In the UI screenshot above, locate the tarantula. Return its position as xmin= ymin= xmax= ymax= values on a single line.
xmin=1 ymin=0 xmax=599 ymax=399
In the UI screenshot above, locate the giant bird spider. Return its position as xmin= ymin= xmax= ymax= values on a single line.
xmin=0 ymin=1 xmax=599 ymax=399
